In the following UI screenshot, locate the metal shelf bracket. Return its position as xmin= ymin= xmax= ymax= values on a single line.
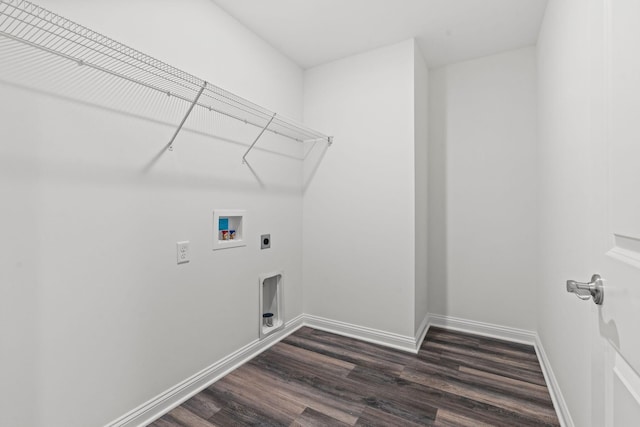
xmin=242 ymin=113 xmax=277 ymax=164
xmin=168 ymin=81 xmax=207 ymax=151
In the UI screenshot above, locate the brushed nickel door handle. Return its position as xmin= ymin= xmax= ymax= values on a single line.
xmin=566 ymin=274 xmax=604 ymax=305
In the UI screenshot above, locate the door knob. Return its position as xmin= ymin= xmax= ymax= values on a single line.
xmin=566 ymin=274 xmax=604 ymax=305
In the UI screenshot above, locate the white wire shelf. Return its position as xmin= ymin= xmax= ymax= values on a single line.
xmin=0 ymin=0 xmax=332 ymax=154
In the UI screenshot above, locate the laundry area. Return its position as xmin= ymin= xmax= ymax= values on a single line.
xmin=1 ymin=1 xmax=640 ymax=426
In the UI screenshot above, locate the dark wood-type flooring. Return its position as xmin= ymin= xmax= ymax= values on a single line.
xmin=149 ymin=326 xmax=560 ymax=426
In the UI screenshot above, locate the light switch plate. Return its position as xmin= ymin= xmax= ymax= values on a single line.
xmin=261 ymin=234 xmax=271 ymax=249
xmin=177 ymin=241 xmax=190 ymax=264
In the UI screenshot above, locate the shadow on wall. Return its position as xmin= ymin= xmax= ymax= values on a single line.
xmin=428 ymin=67 xmax=448 ymax=318
xmin=302 ymin=139 xmax=331 ymax=193
xmin=599 ymin=306 xmax=620 ymax=350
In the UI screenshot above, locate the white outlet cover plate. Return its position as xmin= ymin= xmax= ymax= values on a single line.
xmin=177 ymin=241 xmax=190 ymax=264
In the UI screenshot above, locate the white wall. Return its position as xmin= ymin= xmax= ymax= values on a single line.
xmin=537 ymin=0 xmax=593 ymax=425
xmin=0 ymin=1 xmax=306 ymax=426
xmin=414 ymin=45 xmax=429 ymax=334
xmin=1 ymin=1 xmax=584 ymax=424
xmin=428 ymin=47 xmax=538 ymax=331
xmin=303 ymin=40 xmax=417 ymax=337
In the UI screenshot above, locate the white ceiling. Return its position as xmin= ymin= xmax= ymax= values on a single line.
xmin=212 ymin=0 xmax=548 ymax=69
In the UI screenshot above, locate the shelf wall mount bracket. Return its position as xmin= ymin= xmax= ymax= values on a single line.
xmin=242 ymin=113 xmax=277 ymax=164
xmin=168 ymin=81 xmax=208 ymax=151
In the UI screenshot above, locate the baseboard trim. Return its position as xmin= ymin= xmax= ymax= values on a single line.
xmin=303 ymin=314 xmax=419 ymax=354
xmin=105 ymin=314 xmax=305 ymax=427
xmin=427 ymin=314 xmax=536 ymax=345
xmin=534 ymin=334 xmax=573 ymax=427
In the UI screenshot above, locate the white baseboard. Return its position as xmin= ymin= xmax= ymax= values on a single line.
xmin=105 ymin=314 xmax=305 ymax=427
xmin=534 ymin=334 xmax=573 ymax=427
xmin=427 ymin=313 xmax=536 ymax=345
xmin=303 ymin=314 xmax=419 ymax=354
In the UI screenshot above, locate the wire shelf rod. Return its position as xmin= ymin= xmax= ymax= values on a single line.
xmin=0 ymin=31 xmax=190 ymax=101
xmin=0 ymin=4 xmax=200 ymax=90
xmin=1 ymin=1 xmax=199 ymax=85
xmin=1 ymin=9 xmax=201 ymax=96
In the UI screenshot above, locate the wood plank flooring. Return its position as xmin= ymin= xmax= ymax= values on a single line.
xmin=149 ymin=327 xmax=559 ymax=426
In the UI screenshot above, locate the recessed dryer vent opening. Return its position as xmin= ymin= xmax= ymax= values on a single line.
xmin=259 ymin=272 xmax=284 ymax=339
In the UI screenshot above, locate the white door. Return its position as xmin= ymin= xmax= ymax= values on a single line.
xmin=585 ymin=0 xmax=640 ymax=425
